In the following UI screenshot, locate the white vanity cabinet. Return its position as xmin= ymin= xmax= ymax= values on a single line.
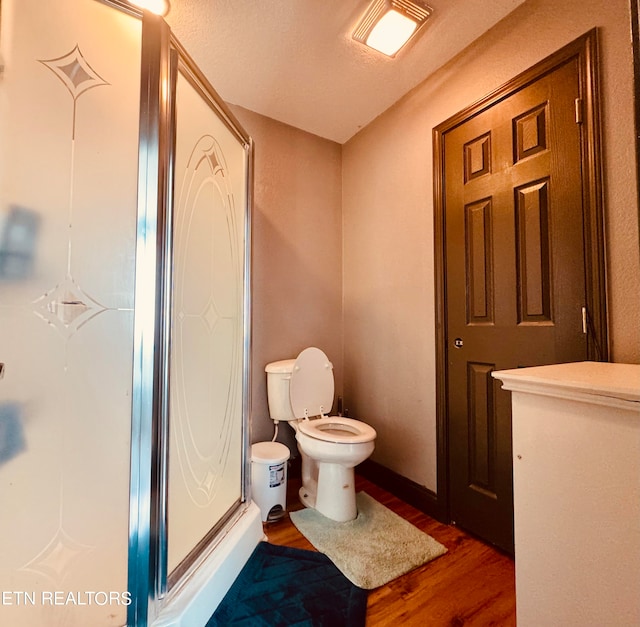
xmin=493 ymin=362 xmax=640 ymax=627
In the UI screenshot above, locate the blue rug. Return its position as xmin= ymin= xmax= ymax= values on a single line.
xmin=206 ymin=542 xmax=368 ymax=626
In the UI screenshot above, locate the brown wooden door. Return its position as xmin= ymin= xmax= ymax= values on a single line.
xmin=443 ymin=58 xmax=588 ymax=553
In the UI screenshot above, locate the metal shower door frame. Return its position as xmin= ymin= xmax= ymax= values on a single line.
xmin=126 ymin=9 xmax=253 ymax=626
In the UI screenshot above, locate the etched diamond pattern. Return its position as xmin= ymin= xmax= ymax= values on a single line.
xmin=21 ymin=527 xmax=93 ymax=585
xmin=32 ymin=276 xmax=107 ymax=338
xmin=39 ymin=44 xmax=109 ymax=101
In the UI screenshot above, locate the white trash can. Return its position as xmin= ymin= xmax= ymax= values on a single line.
xmin=251 ymin=441 xmax=290 ymax=522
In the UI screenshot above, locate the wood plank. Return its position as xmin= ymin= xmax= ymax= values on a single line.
xmin=262 ymin=473 xmax=516 ymax=625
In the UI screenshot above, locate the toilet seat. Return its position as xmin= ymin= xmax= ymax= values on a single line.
xmin=298 ymin=416 xmax=376 ymax=444
xmin=289 ymin=347 xmax=335 ymax=418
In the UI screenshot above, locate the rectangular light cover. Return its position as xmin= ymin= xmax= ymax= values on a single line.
xmin=352 ymin=0 xmax=433 ymax=57
xmin=366 ymin=10 xmax=418 ymax=56
xmin=128 ymin=0 xmax=169 ymax=15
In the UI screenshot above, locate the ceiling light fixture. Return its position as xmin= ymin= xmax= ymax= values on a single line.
xmin=128 ymin=0 xmax=171 ymax=16
xmin=352 ymin=0 xmax=433 ymax=57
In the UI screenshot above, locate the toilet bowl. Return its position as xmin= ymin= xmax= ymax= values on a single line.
xmin=265 ymin=347 xmax=376 ymax=522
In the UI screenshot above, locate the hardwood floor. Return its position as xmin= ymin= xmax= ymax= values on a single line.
xmin=262 ymin=474 xmax=516 ymax=626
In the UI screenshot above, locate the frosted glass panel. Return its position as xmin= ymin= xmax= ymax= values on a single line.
xmin=0 ymin=1 xmax=140 ymax=625
xmin=167 ymin=68 xmax=247 ymax=573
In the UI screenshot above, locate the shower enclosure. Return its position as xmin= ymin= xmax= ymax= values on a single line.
xmin=0 ymin=1 xmax=259 ymax=625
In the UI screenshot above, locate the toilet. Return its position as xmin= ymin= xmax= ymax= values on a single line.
xmin=265 ymin=347 xmax=376 ymax=522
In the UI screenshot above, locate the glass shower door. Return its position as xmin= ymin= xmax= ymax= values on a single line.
xmin=0 ymin=1 xmax=141 ymax=625
xmin=166 ymin=53 xmax=250 ymax=581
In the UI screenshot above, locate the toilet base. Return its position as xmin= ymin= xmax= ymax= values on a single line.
xmin=299 ymin=484 xmax=316 ymax=509
xmin=300 ymin=463 xmax=358 ymax=522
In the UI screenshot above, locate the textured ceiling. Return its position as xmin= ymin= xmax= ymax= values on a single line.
xmin=167 ymin=0 xmax=526 ymax=143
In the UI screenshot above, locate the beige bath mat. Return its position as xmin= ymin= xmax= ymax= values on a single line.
xmin=289 ymin=491 xmax=447 ymax=589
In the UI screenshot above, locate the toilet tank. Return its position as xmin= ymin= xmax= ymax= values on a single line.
xmin=265 ymin=359 xmax=296 ymax=422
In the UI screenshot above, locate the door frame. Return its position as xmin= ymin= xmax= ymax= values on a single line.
xmin=432 ymin=30 xmax=608 ymax=523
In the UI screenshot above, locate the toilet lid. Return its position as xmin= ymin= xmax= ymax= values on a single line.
xmin=289 ymin=347 xmax=334 ymax=419
xmin=298 ymin=416 xmax=377 ymax=444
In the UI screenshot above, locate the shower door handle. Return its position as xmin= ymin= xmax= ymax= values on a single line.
xmin=0 ymin=363 xmax=4 ymax=379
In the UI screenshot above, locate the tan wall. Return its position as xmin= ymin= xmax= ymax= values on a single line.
xmin=230 ymin=106 xmax=343 ymax=449
xmin=342 ymin=0 xmax=640 ymax=491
